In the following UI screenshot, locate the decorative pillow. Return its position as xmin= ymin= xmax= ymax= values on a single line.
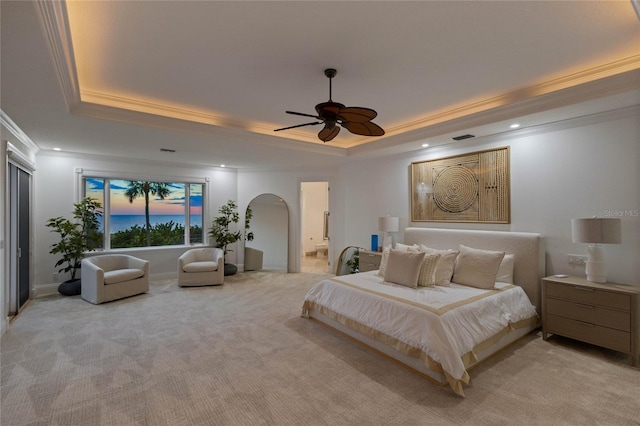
xmin=376 ymin=247 xmax=391 ymax=277
xmin=394 ymin=243 xmax=419 ymax=252
xmin=417 ymin=253 xmax=441 ymax=287
xmin=496 ymin=254 xmax=515 ymax=283
xmin=452 ymin=245 xmax=505 ymax=289
xmin=383 ymin=250 xmax=425 ymax=288
xmin=419 ymin=245 xmax=459 ymax=287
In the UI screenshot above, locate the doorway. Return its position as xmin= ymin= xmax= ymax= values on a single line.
xmin=300 ymin=181 xmax=329 ymax=273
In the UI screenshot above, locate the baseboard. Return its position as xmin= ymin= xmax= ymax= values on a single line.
xmin=34 ymin=283 xmax=59 ymax=297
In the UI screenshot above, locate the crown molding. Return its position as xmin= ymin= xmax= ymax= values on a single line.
xmin=347 ymin=68 xmax=640 ymax=158
xmin=383 ymin=55 xmax=640 ymax=137
xmin=38 ymin=0 xmax=639 ymax=153
xmin=37 ymin=0 xmax=80 ymax=110
xmin=0 ymin=109 xmax=40 ymax=155
xmin=69 ymin=100 xmax=347 ymax=160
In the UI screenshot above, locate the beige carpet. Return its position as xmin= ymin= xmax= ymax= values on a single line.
xmin=1 ymin=271 xmax=638 ymax=426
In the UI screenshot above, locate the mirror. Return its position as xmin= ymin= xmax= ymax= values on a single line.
xmin=244 ymin=194 xmax=289 ymax=272
xmin=335 ymin=246 xmax=366 ymax=276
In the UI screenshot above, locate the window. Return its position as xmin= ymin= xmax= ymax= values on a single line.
xmin=83 ymin=176 xmax=205 ymax=249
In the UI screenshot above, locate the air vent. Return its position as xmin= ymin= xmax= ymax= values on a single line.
xmin=160 ymin=148 xmax=176 ymax=153
xmin=452 ymin=134 xmax=475 ymax=141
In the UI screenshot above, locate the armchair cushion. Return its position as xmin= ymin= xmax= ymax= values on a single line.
xmin=104 ymin=268 xmax=145 ymax=285
xmin=183 ymin=261 xmax=219 ymax=273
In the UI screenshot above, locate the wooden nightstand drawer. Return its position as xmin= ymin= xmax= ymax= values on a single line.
xmin=546 ymin=314 xmax=631 ymax=353
xmin=546 ymin=282 xmax=630 ymax=310
xmin=546 ymin=298 xmax=630 ymax=332
xmin=359 ymin=251 xmax=381 ymax=272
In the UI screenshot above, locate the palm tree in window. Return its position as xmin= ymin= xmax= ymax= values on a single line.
xmin=124 ymin=181 xmax=171 ymax=246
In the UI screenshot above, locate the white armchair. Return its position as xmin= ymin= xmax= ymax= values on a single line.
xmin=178 ymin=247 xmax=224 ymax=287
xmin=81 ymin=254 xmax=150 ymax=304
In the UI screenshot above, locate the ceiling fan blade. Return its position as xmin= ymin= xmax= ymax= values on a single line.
xmin=341 ymin=121 xmax=385 ymax=137
xmin=337 ymin=107 xmax=378 ymax=123
xmin=274 ymin=121 xmax=322 ymax=132
xmin=286 ymin=111 xmax=321 ymax=119
xmin=318 ymin=125 xmax=340 ymax=142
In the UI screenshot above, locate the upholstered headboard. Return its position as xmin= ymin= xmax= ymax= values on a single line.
xmin=404 ymin=227 xmax=545 ymax=312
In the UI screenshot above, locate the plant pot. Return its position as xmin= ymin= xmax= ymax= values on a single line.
xmin=224 ymin=263 xmax=238 ymax=276
xmin=58 ymin=278 xmax=81 ymax=296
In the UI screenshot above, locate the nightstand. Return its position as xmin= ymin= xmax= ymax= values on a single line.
xmin=542 ymin=275 xmax=639 ymax=366
xmin=358 ymin=250 xmax=382 ymax=272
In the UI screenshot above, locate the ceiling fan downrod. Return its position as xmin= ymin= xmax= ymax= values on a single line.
xmin=324 ymin=68 xmax=336 ymax=101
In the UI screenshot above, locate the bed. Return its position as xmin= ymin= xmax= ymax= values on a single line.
xmin=302 ymin=227 xmax=544 ymax=396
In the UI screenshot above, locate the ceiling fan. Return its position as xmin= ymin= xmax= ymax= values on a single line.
xmin=274 ymin=68 xmax=385 ymax=142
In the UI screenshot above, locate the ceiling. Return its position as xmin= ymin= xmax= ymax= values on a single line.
xmin=2 ymin=1 xmax=639 ymax=170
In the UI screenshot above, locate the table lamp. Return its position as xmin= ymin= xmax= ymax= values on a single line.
xmin=571 ymin=217 xmax=621 ymax=283
xmin=378 ymin=216 xmax=399 ymax=249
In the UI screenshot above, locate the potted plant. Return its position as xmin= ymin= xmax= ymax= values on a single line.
xmin=46 ymin=197 xmax=102 ymax=295
xmin=244 ymin=204 xmax=254 ymax=243
xmin=208 ymin=200 xmax=244 ymax=276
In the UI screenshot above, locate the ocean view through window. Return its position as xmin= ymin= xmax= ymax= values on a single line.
xmin=84 ymin=177 xmax=205 ymax=249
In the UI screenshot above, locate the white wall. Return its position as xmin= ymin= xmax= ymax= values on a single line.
xmin=33 ymin=151 xmax=237 ymax=292
xmin=337 ymin=107 xmax=639 ymax=285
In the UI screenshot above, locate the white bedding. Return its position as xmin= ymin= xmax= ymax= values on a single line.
xmin=302 ymin=271 xmax=538 ymax=395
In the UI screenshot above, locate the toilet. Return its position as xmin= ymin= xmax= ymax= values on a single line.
xmin=315 ymin=243 xmax=328 ymax=257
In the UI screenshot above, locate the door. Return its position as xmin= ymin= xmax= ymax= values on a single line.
xmin=9 ymin=163 xmax=31 ymax=314
xmin=17 ymin=167 xmax=30 ymax=308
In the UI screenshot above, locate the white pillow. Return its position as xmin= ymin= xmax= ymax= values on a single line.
xmin=452 ymin=245 xmax=505 ymax=289
xmin=496 ymin=254 xmax=515 ymax=283
xmin=417 ymin=253 xmax=441 ymax=287
xmin=376 ymin=247 xmax=391 ymax=277
xmin=383 ymin=249 xmax=425 ymax=288
xmin=394 ymin=243 xmax=419 ymax=252
xmin=419 ymin=245 xmax=459 ymax=287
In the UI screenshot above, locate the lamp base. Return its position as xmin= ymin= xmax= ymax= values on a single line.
xmin=382 ymin=233 xmax=393 ymax=250
xmin=586 ymin=244 xmax=606 ymax=284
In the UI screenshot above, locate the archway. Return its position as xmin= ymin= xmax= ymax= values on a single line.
xmin=244 ymin=194 xmax=289 ymax=272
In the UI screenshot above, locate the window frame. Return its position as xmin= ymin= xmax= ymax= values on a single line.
xmin=75 ymin=168 xmax=210 ymax=251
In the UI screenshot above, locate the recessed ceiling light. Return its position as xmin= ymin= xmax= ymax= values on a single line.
xmin=53 ymin=147 xmax=61 ymax=151
xmin=510 ymin=123 xmax=520 ymax=129
xmin=422 ymin=143 xmax=429 ymax=148
xmin=220 ymin=164 xmax=226 ymax=168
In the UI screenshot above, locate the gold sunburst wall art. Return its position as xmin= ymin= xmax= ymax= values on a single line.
xmin=411 ymin=147 xmax=510 ymax=223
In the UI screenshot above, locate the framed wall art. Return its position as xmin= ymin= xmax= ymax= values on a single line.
xmin=411 ymin=147 xmax=510 ymax=223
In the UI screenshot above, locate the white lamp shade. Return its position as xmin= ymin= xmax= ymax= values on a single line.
xmin=571 ymin=218 xmax=621 ymax=244
xmin=378 ymin=216 xmax=399 ymax=233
